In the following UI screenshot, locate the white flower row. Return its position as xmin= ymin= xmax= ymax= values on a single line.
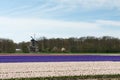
xmin=0 ymin=61 xmax=120 ymax=79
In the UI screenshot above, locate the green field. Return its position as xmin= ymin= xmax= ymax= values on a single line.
xmin=2 ymin=75 xmax=120 ymax=80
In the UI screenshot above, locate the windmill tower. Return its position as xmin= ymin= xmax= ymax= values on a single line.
xmin=29 ymin=36 xmax=38 ymax=52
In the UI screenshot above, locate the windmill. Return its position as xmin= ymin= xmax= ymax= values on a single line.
xmin=29 ymin=35 xmax=38 ymax=52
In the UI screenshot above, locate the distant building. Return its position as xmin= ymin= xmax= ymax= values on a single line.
xmin=16 ymin=48 xmax=22 ymax=52
xmin=29 ymin=36 xmax=38 ymax=52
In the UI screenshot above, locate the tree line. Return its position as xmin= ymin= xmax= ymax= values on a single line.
xmin=0 ymin=38 xmax=15 ymax=53
xmin=1 ymin=36 xmax=120 ymax=53
xmin=36 ymin=36 xmax=120 ymax=53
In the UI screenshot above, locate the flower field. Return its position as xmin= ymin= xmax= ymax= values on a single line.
xmin=1 ymin=55 xmax=120 ymax=62
xmin=0 ymin=62 xmax=120 ymax=79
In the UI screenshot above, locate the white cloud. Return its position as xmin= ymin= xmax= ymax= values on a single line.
xmin=50 ymin=0 xmax=120 ymax=11
xmin=96 ymin=20 xmax=120 ymax=27
xmin=0 ymin=17 xmax=99 ymax=30
xmin=0 ymin=5 xmax=31 ymax=15
xmin=1 ymin=0 xmax=120 ymax=17
xmin=1 ymin=17 xmax=120 ymax=42
xmin=20 ymin=0 xmax=119 ymax=17
xmin=0 ymin=17 xmax=100 ymax=42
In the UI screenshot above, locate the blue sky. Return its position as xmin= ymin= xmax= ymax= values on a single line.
xmin=0 ymin=0 xmax=120 ymax=43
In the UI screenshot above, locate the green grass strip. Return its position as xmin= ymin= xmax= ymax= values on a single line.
xmin=1 ymin=74 xmax=120 ymax=80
